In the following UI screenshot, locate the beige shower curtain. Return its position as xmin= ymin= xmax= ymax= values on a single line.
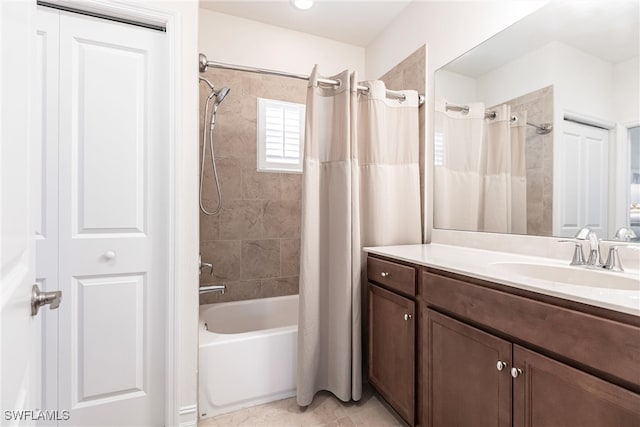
xmin=434 ymin=99 xmax=527 ymax=233
xmin=483 ymin=104 xmax=528 ymax=233
xmin=297 ymin=67 xmax=421 ymax=406
xmin=433 ymin=100 xmax=486 ymax=231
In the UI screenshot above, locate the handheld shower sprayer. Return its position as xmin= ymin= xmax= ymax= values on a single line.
xmin=199 ymin=58 xmax=230 ymax=216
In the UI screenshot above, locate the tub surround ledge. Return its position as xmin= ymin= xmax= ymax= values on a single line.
xmin=364 ymin=243 xmax=640 ymax=317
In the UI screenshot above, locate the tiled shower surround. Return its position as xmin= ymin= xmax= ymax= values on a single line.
xmin=199 ymin=69 xmax=307 ymax=304
xmin=199 ymin=49 xmax=427 ymax=304
xmin=497 ymin=85 xmax=554 ymax=236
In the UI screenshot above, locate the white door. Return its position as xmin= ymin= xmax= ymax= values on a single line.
xmin=35 ymin=9 xmax=61 ymax=421
xmin=36 ymin=8 xmax=169 ymax=425
xmin=1 ymin=0 xmax=41 ymax=424
xmin=556 ymin=120 xmax=609 ymax=238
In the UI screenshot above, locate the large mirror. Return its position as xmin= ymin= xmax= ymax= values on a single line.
xmin=433 ymin=0 xmax=640 ymax=241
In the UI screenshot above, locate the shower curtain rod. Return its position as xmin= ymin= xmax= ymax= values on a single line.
xmin=199 ymin=54 xmax=425 ymax=106
xmin=444 ymin=102 xmax=552 ymax=133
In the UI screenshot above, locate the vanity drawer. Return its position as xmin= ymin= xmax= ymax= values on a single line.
xmin=367 ymin=256 xmax=416 ymax=297
xmin=420 ymin=270 xmax=640 ymax=391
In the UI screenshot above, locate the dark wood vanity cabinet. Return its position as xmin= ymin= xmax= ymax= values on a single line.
xmin=367 ymin=256 xmax=416 ymax=426
xmin=367 ymin=255 xmax=640 ymax=427
xmin=420 ymin=269 xmax=640 ymax=427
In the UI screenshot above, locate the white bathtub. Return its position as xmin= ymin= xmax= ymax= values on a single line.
xmin=198 ymin=294 xmax=298 ymax=419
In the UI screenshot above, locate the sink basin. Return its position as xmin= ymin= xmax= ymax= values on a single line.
xmin=491 ymin=262 xmax=640 ymax=291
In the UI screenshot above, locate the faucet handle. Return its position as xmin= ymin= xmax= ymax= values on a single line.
xmin=558 ymin=240 xmax=586 ymax=266
xmin=604 ymin=245 xmax=640 ymax=272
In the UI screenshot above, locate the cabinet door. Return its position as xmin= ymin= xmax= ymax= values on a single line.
xmin=513 ymin=345 xmax=640 ymax=427
xmin=423 ymin=309 xmax=512 ymax=427
xmin=368 ymin=284 xmax=415 ymax=425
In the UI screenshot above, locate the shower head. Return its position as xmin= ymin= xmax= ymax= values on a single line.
xmin=209 ymin=87 xmax=231 ymax=128
xmin=214 ymin=87 xmax=230 ymax=107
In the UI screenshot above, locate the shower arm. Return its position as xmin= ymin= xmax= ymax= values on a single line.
xmin=199 ymin=76 xmax=214 ymax=91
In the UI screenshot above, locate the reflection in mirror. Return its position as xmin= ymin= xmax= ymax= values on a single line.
xmin=630 ymin=127 xmax=640 ymax=240
xmin=433 ymin=0 xmax=640 ymax=241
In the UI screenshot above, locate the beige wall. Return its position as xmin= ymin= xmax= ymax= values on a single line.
xmin=199 ymin=69 xmax=307 ymax=304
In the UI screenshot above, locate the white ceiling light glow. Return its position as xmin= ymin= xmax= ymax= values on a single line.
xmin=290 ymin=0 xmax=313 ymax=11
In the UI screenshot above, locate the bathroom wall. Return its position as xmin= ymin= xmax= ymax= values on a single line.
xmin=198 ymin=68 xmax=306 ymax=304
xmin=199 ymin=8 xmax=365 ymax=77
xmin=498 ymin=86 xmax=554 ymax=236
xmin=365 ymin=1 xmax=547 ymax=79
xmin=379 ymin=45 xmax=427 ymax=228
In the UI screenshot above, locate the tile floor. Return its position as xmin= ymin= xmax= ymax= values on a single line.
xmin=198 ymin=385 xmax=406 ymax=427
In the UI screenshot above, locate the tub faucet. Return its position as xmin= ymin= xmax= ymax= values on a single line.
xmin=199 ymin=284 xmax=226 ymax=295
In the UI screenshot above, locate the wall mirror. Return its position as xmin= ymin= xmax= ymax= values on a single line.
xmin=433 ymin=0 xmax=639 ymax=241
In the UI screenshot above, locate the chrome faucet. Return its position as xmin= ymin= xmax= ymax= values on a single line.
xmin=573 ymin=227 xmax=603 ymax=267
xmin=614 ymin=227 xmax=637 ymax=242
xmin=603 ymin=244 xmax=640 ymax=272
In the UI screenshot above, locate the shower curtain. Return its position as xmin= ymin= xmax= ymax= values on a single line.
xmin=297 ymin=66 xmax=421 ymax=406
xmin=433 ymin=100 xmax=486 ymax=231
xmin=434 ymin=99 xmax=527 ymax=233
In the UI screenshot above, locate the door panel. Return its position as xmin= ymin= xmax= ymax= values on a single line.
xmin=73 ymin=274 xmax=145 ymax=405
xmin=54 ymin=10 xmax=167 ymax=426
xmin=71 ymin=38 xmax=147 ymax=234
xmin=513 ymin=345 xmax=640 ymax=427
xmin=424 ymin=309 xmax=512 ymax=427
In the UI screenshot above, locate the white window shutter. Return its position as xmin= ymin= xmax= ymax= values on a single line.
xmin=258 ymin=98 xmax=305 ymax=173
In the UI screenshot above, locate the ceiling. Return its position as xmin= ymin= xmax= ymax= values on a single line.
xmin=444 ymin=0 xmax=640 ymax=77
xmin=198 ymin=0 xmax=413 ymax=47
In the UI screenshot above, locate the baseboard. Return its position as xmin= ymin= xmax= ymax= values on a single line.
xmin=178 ymin=404 xmax=197 ymax=427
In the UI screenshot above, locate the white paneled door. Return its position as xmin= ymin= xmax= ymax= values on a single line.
xmin=1 ymin=1 xmax=40 ymax=424
xmin=556 ymin=120 xmax=609 ymax=238
xmin=36 ymin=7 xmax=168 ymax=426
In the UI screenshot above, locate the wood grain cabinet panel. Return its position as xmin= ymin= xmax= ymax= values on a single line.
xmin=513 ymin=345 xmax=640 ymax=427
xmin=368 ymin=283 xmax=415 ymax=426
xmin=423 ymin=309 xmax=512 ymax=427
xmin=367 ymin=256 xmax=416 ymax=297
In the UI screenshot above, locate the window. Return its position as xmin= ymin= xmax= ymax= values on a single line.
xmin=257 ymin=97 xmax=305 ymax=173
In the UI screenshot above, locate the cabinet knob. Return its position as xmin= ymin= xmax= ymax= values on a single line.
xmin=104 ymin=250 xmax=116 ymax=260
xmin=380 ymin=272 xmax=390 ymax=277
xmin=496 ymin=360 xmax=508 ymax=371
xmin=403 ymin=313 xmax=412 ymax=321
xmin=510 ymin=367 xmax=523 ymax=378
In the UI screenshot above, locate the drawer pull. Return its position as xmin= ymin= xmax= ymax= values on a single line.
xmin=496 ymin=360 xmax=508 ymax=371
xmin=380 ymin=272 xmax=390 ymax=277
xmin=403 ymin=313 xmax=412 ymax=321
xmin=511 ymin=367 xmax=523 ymax=378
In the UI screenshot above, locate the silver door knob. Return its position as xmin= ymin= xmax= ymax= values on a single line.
xmin=380 ymin=272 xmax=390 ymax=277
xmin=31 ymin=284 xmax=62 ymax=316
xmin=403 ymin=313 xmax=412 ymax=321
xmin=510 ymin=367 xmax=523 ymax=378
xmin=496 ymin=360 xmax=508 ymax=371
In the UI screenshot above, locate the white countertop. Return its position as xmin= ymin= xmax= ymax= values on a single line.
xmin=364 ymin=244 xmax=640 ymax=317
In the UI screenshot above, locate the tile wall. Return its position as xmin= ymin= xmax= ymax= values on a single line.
xmin=199 ymin=69 xmax=307 ymax=304
xmin=502 ymin=85 xmax=554 ymax=235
